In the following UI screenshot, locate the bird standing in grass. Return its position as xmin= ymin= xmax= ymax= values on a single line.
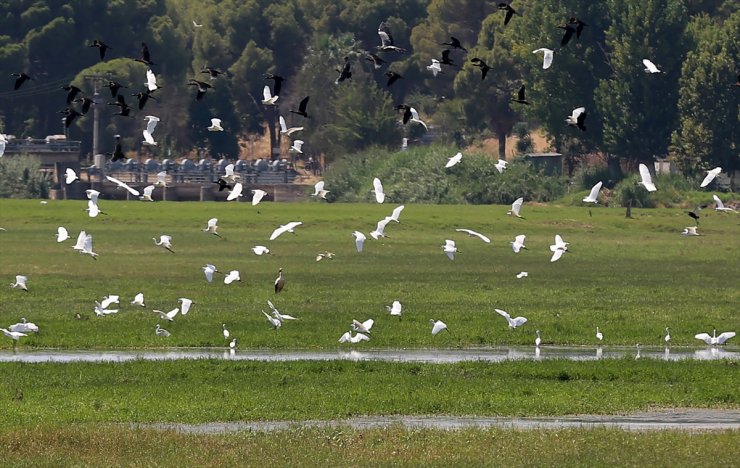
xmin=274 ymin=268 xmax=285 ymax=294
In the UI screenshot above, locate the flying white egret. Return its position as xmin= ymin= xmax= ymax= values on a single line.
xmin=352 ymin=319 xmax=374 ymax=334
xmin=516 ymin=271 xmax=529 ymax=279
xmin=455 ymin=229 xmax=491 ymax=243
xmin=695 ymin=329 xmax=735 ymax=345
xmin=139 ymin=185 xmax=155 ymax=201
xmin=494 ymin=159 xmax=508 ymax=173
xmin=224 ymin=270 xmax=241 ymax=285
xmin=664 ymin=327 xmax=671 ymax=345
xmin=153 ymin=308 xmax=179 ymax=322
xmin=352 ymin=231 xmax=366 ymax=252
xmin=227 ymin=182 xmax=243 ymax=201
xmin=201 ymin=264 xmax=218 ymax=283
xmin=442 ymin=239 xmax=459 ymax=260
xmin=549 ymin=235 xmax=570 ymax=262
xmin=370 ymin=217 xmax=392 ymax=240
xmin=583 ymin=181 xmax=602 ymax=203
xmin=510 ymin=234 xmax=527 ymax=253
xmin=712 ymin=195 xmax=737 ymax=212
xmin=642 ymin=59 xmax=661 ymax=73
xmin=153 ymin=235 xmax=174 ymax=253
xmin=290 ymin=140 xmax=304 ymax=154
xmin=426 ymin=59 xmax=442 ymax=76
xmin=279 ymin=115 xmax=303 ymax=136
xmin=142 ymin=115 xmax=160 ymax=146
xmin=596 ymin=327 xmax=603 ymax=341
xmin=269 ymin=301 xmax=298 ymax=321
xmin=155 ymin=324 xmax=170 ymax=337
xmin=86 ymin=199 xmax=101 ymax=218
xmin=372 ymin=177 xmax=385 ymax=203
xmin=202 ymin=218 xmax=221 ymax=238
xmin=252 ymin=246 xmax=271 ymax=256
xmin=145 ymin=68 xmax=158 ymax=91
xmin=178 ymin=298 xmax=193 ymax=315
xmin=700 ymin=167 xmax=722 ymax=188
xmin=316 ymin=251 xmax=335 ymax=261
xmin=131 ymin=293 xmax=145 ymax=307
xmin=270 ymin=222 xmax=302 ymax=240
xmin=566 ymin=107 xmax=587 ymax=131
xmin=535 ymin=330 xmax=541 ymax=347
xmin=339 ymin=330 xmax=370 ymax=343
xmin=387 ymin=205 xmax=404 ymax=223
xmin=85 ymin=189 xmax=100 ymax=203
xmin=507 ymin=197 xmax=524 ymax=218
xmin=550 ymin=248 xmax=566 ymax=262
xmin=94 ymin=301 xmax=117 ymax=316
xmin=208 ymin=118 xmax=223 ymax=131
xmin=262 ymin=85 xmax=279 ymax=105
xmin=533 ymin=48 xmax=554 ymax=69
xmin=1 ymin=328 xmax=27 ymax=348
xmin=221 ymin=164 xmax=240 ymax=184
xmin=430 ymin=319 xmax=448 ymax=336
xmin=9 ymin=318 xmax=38 ymax=334
xmin=638 ymin=164 xmax=657 ymax=192
xmin=445 ymin=152 xmax=462 ymax=168
xmin=222 ymin=323 xmax=230 ymax=339
xmin=73 ymin=230 xmax=87 ymax=251
xmin=100 ymin=295 xmax=119 ymax=309
xmin=251 ymin=189 xmax=267 ymax=206
xmin=64 ymin=168 xmax=79 ymax=184
xmin=311 ymin=181 xmax=329 ymax=199
xmin=386 ymin=300 xmax=402 ymax=318
xmin=0 ymin=134 xmax=6 ymax=157
xmin=274 ymin=268 xmax=285 ymax=293
xmin=408 ymin=108 xmax=428 ymax=130
xmin=106 ymin=175 xmax=140 ymax=196
xmin=193 ymin=20 xmax=203 ymax=27
xmin=682 ymin=226 xmax=700 ymax=236
xmin=155 ymin=171 xmax=167 ymax=187
xmin=262 ymin=310 xmax=282 ymax=329
xmin=495 ymin=308 xmax=528 ymax=329
xmin=56 ymin=226 xmax=70 ymax=243
xmin=79 ymin=233 xmax=98 ymax=259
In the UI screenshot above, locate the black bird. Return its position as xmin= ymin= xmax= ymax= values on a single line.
xmin=106 ymin=80 xmax=126 ymax=98
xmin=59 ymin=108 xmax=82 ymax=128
xmin=439 ymin=49 xmax=455 ymax=66
xmin=558 ymin=23 xmax=578 ymax=47
xmin=290 ymin=96 xmax=310 ymax=118
xmin=687 ymin=209 xmax=701 ymax=224
xmin=89 ymin=39 xmax=111 ymax=61
xmin=511 ymin=85 xmax=529 ymax=105
xmin=365 ymin=52 xmax=387 ymax=69
xmin=569 ymin=17 xmax=588 ymax=39
xmin=108 ymin=135 xmax=125 ymax=162
xmin=470 ymin=57 xmax=491 ymax=80
xmin=213 ymin=178 xmax=232 ymax=192
xmin=335 ymin=57 xmax=352 ymax=84
xmin=11 ymin=72 xmax=33 ymax=90
xmin=74 ymin=95 xmax=95 ymax=114
xmin=187 ymin=79 xmax=212 ymax=101
xmin=201 ymin=66 xmax=226 ymax=80
xmin=734 ymin=73 xmax=740 ymax=87
xmin=264 ymin=73 xmax=285 ymax=96
xmin=502 ymin=5 xmax=518 ymax=25
xmin=385 ymin=71 xmax=403 ymax=87
xmin=396 ymin=104 xmax=412 ymax=124
xmin=132 ymin=89 xmax=156 ymax=110
xmin=62 ymin=84 xmax=81 ymax=104
xmin=108 ymin=95 xmax=132 ymax=117
xmin=441 ymin=37 xmax=467 ymax=52
xmin=133 ymin=42 xmax=155 ymax=66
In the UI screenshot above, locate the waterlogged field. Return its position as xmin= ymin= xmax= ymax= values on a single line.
xmin=0 ymin=199 xmax=738 ymax=348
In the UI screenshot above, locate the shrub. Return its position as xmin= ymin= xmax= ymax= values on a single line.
xmin=0 ymin=155 xmax=51 ymax=199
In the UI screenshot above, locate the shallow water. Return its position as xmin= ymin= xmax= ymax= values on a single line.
xmin=138 ymin=409 xmax=740 ymax=433
xmin=0 ymin=345 xmax=737 ymax=363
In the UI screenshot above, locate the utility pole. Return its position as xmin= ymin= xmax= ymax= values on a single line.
xmin=84 ymin=73 xmax=111 ymax=167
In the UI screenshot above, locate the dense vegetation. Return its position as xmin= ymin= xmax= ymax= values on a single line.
xmin=0 ymin=0 xmax=736 ymax=179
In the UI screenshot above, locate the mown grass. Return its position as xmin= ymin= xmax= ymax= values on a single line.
xmin=1 ymin=359 xmax=737 ymax=426
xmin=1 ymin=425 xmax=738 ymax=467
xmin=0 ymin=199 xmax=738 ymax=348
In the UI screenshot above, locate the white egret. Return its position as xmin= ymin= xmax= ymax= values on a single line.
xmin=208 ymin=118 xmax=224 ymax=131
xmin=229 ymin=338 xmax=237 ymax=349
xmin=270 ymin=222 xmax=302 ymax=240
xmin=73 ymin=230 xmax=87 ymax=251
xmin=56 ymin=226 xmax=70 ymax=242
xmin=386 ymin=300 xmax=402 ymax=318
xmin=408 ymin=108 xmax=428 ymax=130
xmin=339 ymin=330 xmax=369 ymax=343
xmin=550 ymin=234 xmax=569 ymax=262
xmin=155 ymin=171 xmax=167 ymax=187
xmin=106 ymin=175 xmax=140 ymax=196
xmin=430 ymin=319 xmax=449 ymax=336
xmin=494 ymin=159 xmax=508 ymax=173
xmin=86 ymin=199 xmax=102 ymax=218
xmin=352 ymin=231 xmax=366 ymax=252
xmin=352 ymin=319 xmax=374 ymax=334
xmin=682 ymin=226 xmax=700 ymax=236
xmin=9 ymin=318 xmax=38 ymax=334
xmin=263 ymin=310 xmax=282 ymax=329
xmin=178 ymin=298 xmax=193 ymax=315
xmin=153 ymin=235 xmax=174 ymax=253
xmin=507 ymin=197 xmax=524 ymax=218
xmin=445 ymin=152 xmax=462 ymax=168
xmin=0 ymin=134 xmax=6 ymax=157
xmin=596 ymin=327 xmax=603 ymax=341
xmin=227 ymin=182 xmax=243 ymax=201
xmin=202 ymin=217 xmax=221 ymax=238
xmin=1 ymin=328 xmax=27 ymax=348
xmin=193 ymin=20 xmax=203 ymax=27
xmin=274 ymin=268 xmax=285 ymax=293
xmin=279 ymin=115 xmax=303 ymax=136
xmin=566 ymin=107 xmax=588 ymax=131
xmin=642 ymin=59 xmax=661 ymax=73
xmin=442 ymin=239 xmax=459 ymax=260
xmin=10 ymin=275 xmax=28 ymax=292
xmin=426 ymin=59 xmax=442 ymax=76
xmin=139 ymin=185 xmax=155 ymax=201
xmin=533 ymin=48 xmax=554 ymax=69
xmin=638 ymin=164 xmax=657 ymax=192
xmin=65 ymin=168 xmax=79 ymax=184
xmin=269 ymin=301 xmax=298 ymax=321
xmin=262 ymin=85 xmax=279 ymax=105
xmin=221 ymin=163 xmax=240 ymax=184
xmin=316 ymin=251 xmax=335 ymax=261
xmin=252 ymin=246 xmax=271 ymax=256
xmin=516 ymin=271 xmax=529 ymax=279
xmin=372 ymin=177 xmax=385 ymax=203
xmin=289 ymin=139 xmax=304 ymax=154
xmin=86 ymin=189 xmax=100 ymax=203
xmin=142 ymin=115 xmax=160 ymax=146
xmin=583 ymin=181 xmax=602 ymax=203
xmin=222 ymin=323 xmax=230 ymax=339
xmin=700 ymin=167 xmax=722 ymax=188
xmin=635 ymin=343 xmax=642 ymax=360
xmin=153 ymin=308 xmax=179 ymax=322
xmin=79 ymin=233 xmax=98 ymax=259
xmin=495 ymin=308 xmax=528 ymax=329
xmin=100 ymin=295 xmax=119 ymax=309
xmin=387 ymin=205 xmax=405 ymax=223
xmin=145 ymin=68 xmax=158 ymax=91
xmin=550 ymin=248 xmax=566 ymax=262
xmin=203 ymin=264 xmax=218 ymax=282
xmin=251 ymin=189 xmax=267 ymax=205
xmin=535 ymin=330 xmax=541 ymax=347
xmin=695 ymin=329 xmax=735 ymax=345
xmin=455 ymin=229 xmax=491 ymax=243
xmin=155 ymin=324 xmax=170 ymax=337
xmin=94 ymin=301 xmax=117 ymax=316
xmin=664 ymin=327 xmax=671 ymax=345
xmin=713 ymin=195 xmax=737 ymax=213
xmin=131 ymin=293 xmax=145 ymax=307
xmin=370 ymin=217 xmax=392 ymax=240
xmin=224 ymin=270 xmax=241 ymax=285
xmin=311 ymin=181 xmax=329 ymax=199
xmin=510 ymin=234 xmax=527 ymax=253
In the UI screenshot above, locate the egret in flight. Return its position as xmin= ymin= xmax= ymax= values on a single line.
xmin=56 ymin=226 xmax=70 ymax=242
xmin=202 ymin=218 xmax=221 ymax=238
xmin=455 ymin=229 xmax=491 ymax=243
xmin=352 ymin=319 xmax=374 ymax=334
xmin=712 ymin=195 xmax=737 ymax=213
xmin=9 ymin=318 xmax=39 ymax=334
xmin=252 ymin=189 xmax=267 ymax=206
xmin=203 ymin=264 xmax=218 ymax=282
xmin=270 ymin=222 xmax=302 ymax=240
xmin=65 ymin=168 xmax=79 ymax=184
xmin=224 ymin=270 xmax=241 ymax=285
xmin=695 ymin=329 xmax=735 ymax=345
xmin=153 ymin=235 xmax=174 ymax=253
xmin=442 ymin=239 xmax=459 ymax=260
xmin=495 ymin=308 xmax=528 ymax=329
xmin=252 ymin=246 xmax=271 ymax=256
xmin=638 ymin=164 xmax=657 ymax=192
xmin=386 ymin=300 xmax=402 ymax=318
xmin=372 ymin=178 xmax=385 ymax=203
xmin=510 ymin=234 xmax=527 ymax=253
xmin=430 ymin=319 xmax=449 ymax=336
xmin=507 ymin=197 xmax=524 ymax=218
xmin=339 ymin=330 xmax=369 ymax=343
xmin=352 ymin=231 xmax=366 ymax=252
xmin=583 ymin=181 xmax=602 ymax=203
xmin=10 ymin=275 xmax=28 ymax=292
xmin=179 ymin=298 xmax=194 ymax=315
xmin=700 ymin=167 xmax=722 ymax=188
xmin=131 ymin=293 xmax=145 ymax=307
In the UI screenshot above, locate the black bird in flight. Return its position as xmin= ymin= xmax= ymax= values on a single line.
xmin=290 ymin=96 xmax=310 ymax=118
xmin=511 ymin=85 xmax=529 ymax=105
xmin=11 ymin=72 xmax=33 ymax=90
xmin=502 ymin=5 xmax=518 ymax=25
xmin=108 ymin=135 xmax=126 ymax=162
xmin=106 ymin=80 xmax=126 ymax=98
xmin=213 ymin=179 xmax=232 ymax=192
xmin=396 ymin=104 xmax=412 ymax=125
xmin=62 ymin=84 xmax=81 ymax=104
xmin=108 ymin=94 xmax=132 ymax=117
xmin=470 ymin=57 xmax=491 ymax=80
xmin=568 ymin=17 xmax=588 ymax=39
xmin=59 ymin=107 xmax=82 ymax=128
xmin=385 ymin=71 xmax=403 ymax=87
xmin=187 ymin=79 xmax=212 ymax=101
xmin=439 ymin=49 xmax=455 ymax=66
xmin=335 ymin=57 xmax=352 ymax=84
xmin=558 ymin=23 xmax=577 ymax=47
xmin=74 ymin=95 xmax=95 ymax=114
xmin=89 ymin=39 xmax=111 ymax=61
xmin=133 ymin=42 xmax=155 ymax=66
xmin=365 ymin=52 xmax=386 ymax=69
xmin=201 ymin=66 xmax=227 ymax=80
xmin=132 ymin=89 xmax=157 ymax=110
xmin=441 ymin=37 xmax=467 ymax=52
xmin=687 ymin=210 xmax=701 ymax=224
xmin=264 ymin=73 xmax=285 ymax=96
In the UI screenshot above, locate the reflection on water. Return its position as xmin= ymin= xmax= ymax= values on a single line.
xmin=0 ymin=346 xmax=737 ymax=364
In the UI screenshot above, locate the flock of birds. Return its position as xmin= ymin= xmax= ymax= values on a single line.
xmin=1 ymin=5 xmax=738 ymax=353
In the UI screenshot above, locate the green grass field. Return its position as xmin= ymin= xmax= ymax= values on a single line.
xmin=0 ymin=199 xmax=738 ymax=348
